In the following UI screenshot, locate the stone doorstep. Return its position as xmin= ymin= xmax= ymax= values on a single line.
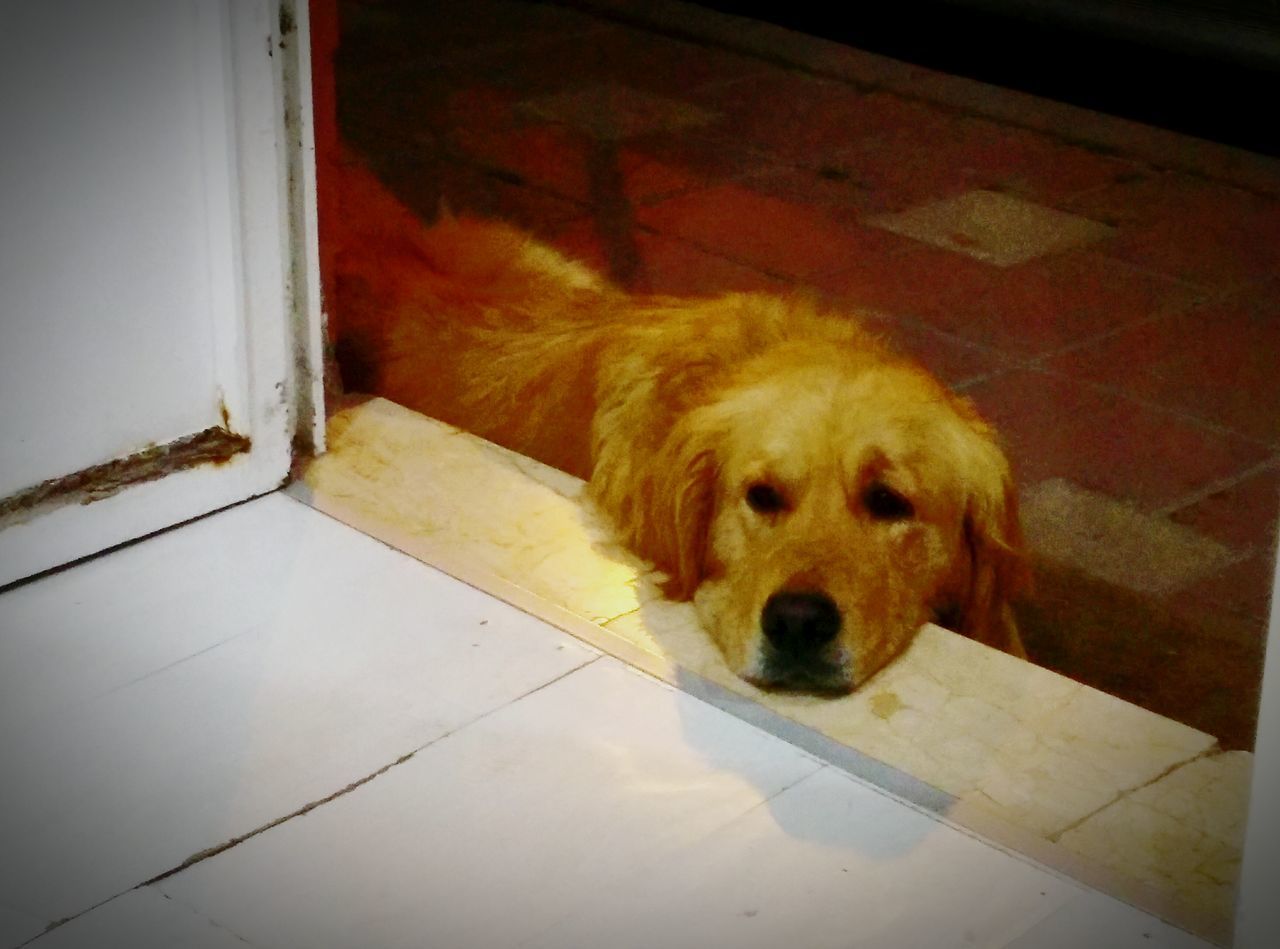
xmin=289 ymin=398 xmax=1250 ymax=945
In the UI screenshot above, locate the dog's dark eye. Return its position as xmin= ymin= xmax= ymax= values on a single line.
xmin=745 ymin=482 xmax=787 ymax=515
xmin=864 ymin=483 xmax=913 ymax=520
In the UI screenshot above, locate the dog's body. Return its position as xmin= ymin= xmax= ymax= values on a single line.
xmin=332 ymin=165 xmax=1028 ymax=691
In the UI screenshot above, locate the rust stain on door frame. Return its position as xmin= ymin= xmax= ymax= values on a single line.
xmin=0 ymin=427 xmax=251 ymax=527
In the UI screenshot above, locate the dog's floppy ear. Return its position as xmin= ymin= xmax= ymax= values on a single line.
xmin=647 ymin=427 xmax=720 ymax=600
xmin=937 ymin=399 xmax=1030 ymax=657
xmin=957 ymin=474 xmax=1030 ymax=657
xmin=590 ymin=407 xmax=720 ymax=602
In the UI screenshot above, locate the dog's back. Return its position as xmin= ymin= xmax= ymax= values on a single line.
xmin=328 ymin=164 xmax=620 ymax=476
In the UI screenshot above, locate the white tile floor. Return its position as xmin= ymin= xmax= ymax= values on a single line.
xmin=0 ymin=492 xmax=1214 ymax=948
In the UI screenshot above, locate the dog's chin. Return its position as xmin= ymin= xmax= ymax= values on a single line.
xmin=745 ymin=654 xmax=855 ymax=695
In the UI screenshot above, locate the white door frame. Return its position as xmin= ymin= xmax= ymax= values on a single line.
xmin=0 ymin=0 xmax=324 ymax=588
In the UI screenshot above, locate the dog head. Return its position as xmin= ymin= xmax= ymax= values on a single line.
xmin=617 ymin=337 xmax=1026 ymax=692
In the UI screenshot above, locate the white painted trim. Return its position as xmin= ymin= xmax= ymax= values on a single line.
xmin=226 ymin=0 xmax=294 ymax=468
xmin=281 ymin=0 xmax=327 ymax=454
xmin=194 ymin=0 xmax=250 ymax=433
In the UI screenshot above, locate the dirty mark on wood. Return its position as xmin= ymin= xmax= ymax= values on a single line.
xmin=0 ymin=427 xmax=251 ymax=528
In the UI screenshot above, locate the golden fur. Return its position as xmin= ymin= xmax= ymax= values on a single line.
xmin=332 ymin=165 xmax=1028 ymax=691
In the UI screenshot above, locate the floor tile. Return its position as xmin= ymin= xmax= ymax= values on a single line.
xmin=454 ymin=123 xmax=706 ymax=208
xmin=522 ymin=766 xmax=1081 ymax=949
xmin=518 ymin=81 xmax=716 ymax=141
xmin=818 ymin=112 xmax=1142 ymax=213
xmin=867 ymin=189 xmax=1115 ymax=267
xmin=743 ymin=160 xmax=884 ymax=216
xmin=682 ymin=76 xmax=932 ymax=164
xmin=0 ymin=494 xmax=303 ymax=728
xmin=802 ymin=238 xmax=992 ymax=324
xmin=27 ymin=888 xmax=249 ymax=949
xmin=0 ymin=902 xmax=44 ymax=949
xmin=1018 ymin=557 xmax=1265 ymax=751
xmin=637 ymin=183 xmax=904 ymax=279
xmin=632 ymin=232 xmax=791 ymax=295
xmin=962 ymin=370 xmax=1271 ymax=510
xmin=0 ymin=494 xmax=597 ymax=925
xmin=786 ymin=117 xmax=982 ymax=215
xmin=1172 ymin=550 xmax=1279 ymax=627
xmin=1019 ymin=478 xmax=1238 ymax=596
xmin=552 ymin=221 xmax=787 ymax=295
xmin=940 ymin=120 xmax=1144 ymax=205
xmin=1003 ymin=887 xmax=1213 ymax=949
xmin=1056 ymin=751 xmax=1253 ymax=932
xmin=157 ymin=658 xmax=822 ymax=949
xmin=940 ymin=249 xmax=1199 ymax=357
xmin=1046 ymin=287 xmax=1280 ymax=445
xmin=1166 ymin=462 xmax=1280 ymax=552
xmin=1064 ymin=172 xmax=1280 ymax=289
xmin=352 ymin=150 xmax=588 ymax=239
xmin=625 ymin=128 xmax=780 ymax=187
xmin=820 ymin=245 xmax=1198 ymax=358
xmin=747 ymin=125 xmax=1130 ymax=220
xmin=856 ymin=311 xmax=1010 ymax=387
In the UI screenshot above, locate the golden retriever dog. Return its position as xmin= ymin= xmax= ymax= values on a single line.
xmin=331 ymin=164 xmax=1028 ymax=692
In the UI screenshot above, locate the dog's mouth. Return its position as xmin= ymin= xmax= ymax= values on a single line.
xmin=749 ymin=653 xmax=853 ymax=694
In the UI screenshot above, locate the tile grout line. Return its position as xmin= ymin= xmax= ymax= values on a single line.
xmin=1152 ymin=456 xmax=1280 ymax=522
xmin=1012 ymin=361 xmax=1280 ymax=452
xmin=23 ymin=654 xmax=604 ymax=945
xmin=1016 ymin=274 xmax=1252 ymax=369
xmin=516 ymin=759 xmax=829 ymax=949
xmin=1045 ymin=744 xmax=1224 ymax=845
xmin=627 ymin=223 xmax=805 ymax=284
xmin=154 ymin=891 xmax=257 ymax=948
xmin=140 ymin=751 xmax=422 ymax=886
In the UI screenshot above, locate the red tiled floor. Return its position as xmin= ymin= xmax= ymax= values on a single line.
xmin=680 ymin=76 xmax=940 ymax=165
xmin=812 ymin=108 xmax=1146 ymax=213
xmin=1173 ymin=549 xmax=1278 ymax=627
xmin=1063 ymin=171 xmax=1280 ymax=289
xmin=337 ymin=70 xmax=522 ymax=155
xmin=952 ymin=121 xmax=1146 ymax=205
xmin=454 ymin=123 xmax=706 ymax=207
xmin=818 ymin=243 xmax=1201 ymax=357
xmin=367 ymin=153 xmax=588 ymax=237
xmin=636 ymin=183 xmax=905 ymax=280
xmin=1045 ymin=285 xmax=1280 ymax=445
xmin=1166 ymin=463 xmax=1280 ymax=552
xmin=493 ymin=22 xmax=773 ymax=98
xmin=963 ymin=369 xmax=1272 ymax=510
xmin=699 ymin=104 xmax=1138 ymax=225
xmin=623 ymin=129 xmax=780 ymax=188
xmin=856 ymin=313 xmax=1012 ymax=388
xmin=551 ymin=219 xmax=788 ymax=295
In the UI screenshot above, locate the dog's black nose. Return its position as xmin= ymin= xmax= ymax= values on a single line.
xmin=761 ymin=591 xmax=841 ymax=655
